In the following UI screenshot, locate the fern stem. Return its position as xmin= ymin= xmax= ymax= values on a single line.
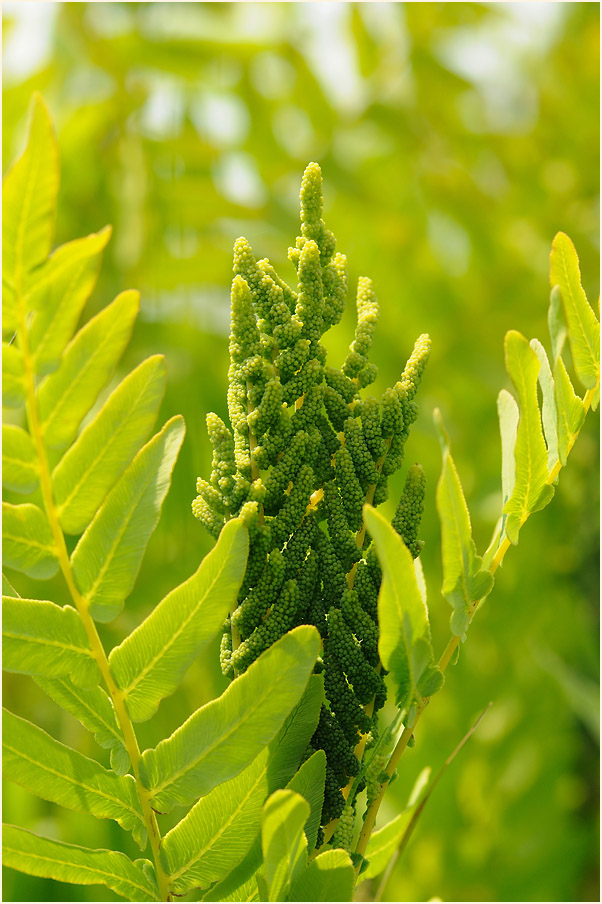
xmin=353 ymin=380 xmax=598 ymax=876
xmin=17 ymin=304 xmax=172 ymax=902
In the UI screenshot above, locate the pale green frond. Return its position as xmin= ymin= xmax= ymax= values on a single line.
xmin=34 ymin=678 xmax=128 ymax=774
xmin=550 ymin=232 xmax=600 ymax=390
xmin=363 ymin=506 xmax=442 ymax=707
xmin=553 ymin=356 xmax=586 ymax=466
xmin=2 ymin=424 xmax=38 ymax=494
xmin=2 ymin=709 xmax=146 ymax=847
xmin=2 ymin=573 xmax=20 ymax=597
xmin=110 ymin=516 xmax=248 ymax=722
xmin=70 ymin=416 xmax=185 ymax=622
xmin=434 ymin=410 xmax=494 ymax=636
xmin=37 ymin=290 xmax=140 ymax=450
xmin=503 ymin=330 xmax=555 ymax=544
xmin=285 ymin=750 xmax=326 ymax=854
xmin=28 ymin=227 xmax=112 ymax=376
xmin=2 ymin=94 xmax=58 ymax=331
xmin=3 ymin=596 xmax=100 ymax=686
xmin=140 ymin=625 xmax=320 ymax=812
xmin=53 ymin=355 xmax=167 ymax=535
xmin=261 ymin=789 xmax=309 ymax=903
xmin=161 ymin=748 xmax=270 ymax=895
xmin=548 ymin=286 xmax=567 ymax=364
xmin=2 ymin=342 xmax=25 ymax=407
xmin=2 ymin=501 xmax=59 ymax=579
xmin=497 ymin=389 xmax=519 ymax=508
xmin=530 ymin=338 xmax=559 ymax=471
xmin=2 ymin=825 xmax=158 ymax=902
xmin=288 ymin=848 xmax=355 ymax=902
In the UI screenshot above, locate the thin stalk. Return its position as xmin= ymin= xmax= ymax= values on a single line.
xmin=354 ymin=380 xmax=598 ymax=875
xmin=17 ymin=304 xmax=171 ymax=902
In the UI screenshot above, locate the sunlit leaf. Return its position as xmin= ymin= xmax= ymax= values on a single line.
xmin=530 ymin=338 xmax=559 ymax=471
xmin=2 ymin=342 xmax=25 ymax=408
xmin=288 ymin=848 xmax=355 ymax=902
xmin=553 ymin=355 xmax=586 ymax=466
xmin=261 ymin=789 xmax=309 ymax=902
xmin=2 ymin=424 xmax=38 ymax=494
xmin=285 ymin=750 xmax=326 ymax=854
xmin=2 ymin=501 xmax=58 ymax=579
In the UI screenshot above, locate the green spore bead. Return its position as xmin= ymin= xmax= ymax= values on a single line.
xmin=303 ymin=424 xmax=334 ymax=485
xmin=342 ymin=350 xmax=366 ymax=379
xmin=295 ymin=239 xmax=324 ymax=343
xmin=361 ymin=397 xmax=386 ymax=459
xmin=313 ymin=706 xmax=360 ymax=786
xmin=191 ymin=495 xmax=224 ymax=538
xmin=282 ymin=357 xmax=323 ymax=405
xmin=392 ymin=464 xmax=426 ymax=559
xmin=354 ymin=561 xmax=379 ymax=623
xmin=365 ymin=544 xmax=382 ymax=588
xmin=316 ymin=412 xmax=341 ymax=457
xmin=323 ymin=481 xmax=361 ymax=571
xmin=219 ymin=630 xmax=234 ymax=678
xmin=372 ymin=472 xmax=389 ymax=507
xmin=334 ymin=447 xmax=364 ymax=533
xmin=274 ymin=338 xmax=311 ymax=382
xmin=263 ymin=431 xmax=308 ymax=510
xmin=343 ymin=417 xmax=379 ymax=487
xmin=206 ymin=412 xmax=237 ymax=497
xmin=271 ymin=462 xmax=315 ymax=548
xmin=353 ymin=277 xmax=379 ymax=356
xmin=381 ymin=387 xmax=404 ymax=438
xmin=322 ymin=252 xmax=347 ymax=328
xmin=290 ymin=384 xmax=324 ymax=434
xmin=365 ymin=750 xmax=389 ymax=804
xmin=195 ymin=477 xmax=226 ymax=516
xmin=381 ymin=432 xmax=406 ymax=477
xmin=325 ymin=367 xmax=357 ymax=403
xmin=233 ymin=237 xmax=262 ymax=298
xmin=258 ymin=258 xmax=297 ymax=312
xmin=324 ymin=649 xmax=371 ymax=743
xmin=248 ymin=377 xmax=283 ymax=439
xmin=313 ymin=529 xmax=347 ymax=606
xmin=357 ymin=362 xmax=378 ymax=389
xmin=326 ymin=607 xmax=380 ymax=706
xmin=341 ymin=588 xmax=379 ymax=666
xmin=229 ymin=275 xmax=260 ymax=364
xmin=332 ymin=799 xmax=356 ymax=852
xmin=298 ymin=161 xmax=336 ymax=263
xmin=232 ymin=579 xmax=300 ymax=672
xmin=232 ymin=548 xmax=286 ymax=637
xmin=324 ymin=384 xmax=351 ymax=432
xmin=239 ymin=524 xmax=272 ymax=600
xmin=395 ymin=333 xmax=431 ymax=409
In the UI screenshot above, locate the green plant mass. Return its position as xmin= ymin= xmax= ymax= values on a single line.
xmin=2 ymin=22 xmax=599 ymax=900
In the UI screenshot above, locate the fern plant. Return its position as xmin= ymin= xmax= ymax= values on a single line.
xmin=2 ymin=95 xmax=599 ymax=904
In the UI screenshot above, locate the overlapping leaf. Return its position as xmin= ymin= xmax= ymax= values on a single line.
xmin=109 ymin=516 xmax=248 ymax=721
xmin=261 ymin=789 xmax=309 ymax=902
xmin=71 ymin=416 xmax=185 ymax=622
xmin=364 ymin=506 xmax=443 ymax=708
xmin=2 ymin=424 xmax=38 ymax=494
xmin=434 ymin=411 xmax=493 ymax=636
xmin=2 ymin=343 xmax=25 ymax=407
xmin=288 ymin=848 xmax=355 ymax=902
xmin=162 ymin=748 xmax=270 ymax=895
xmin=285 ymin=750 xmax=326 ymax=855
xmin=2 ymin=826 xmax=158 ymax=902
xmin=2 ymin=709 xmax=145 ymax=847
xmin=2 ymin=502 xmax=58 ymax=579
xmin=140 ymin=625 xmax=320 ymax=812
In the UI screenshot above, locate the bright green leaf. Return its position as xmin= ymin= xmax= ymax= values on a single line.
xmin=434 ymin=410 xmax=494 ymax=636
xmin=140 ymin=625 xmax=320 ymax=812
xmin=548 ymin=286 xmax=567 ymax=363
xmin=2 ymin=424 xmax=38 ymax=494
xmin=364 ymin=506 xmax=440 ymax=707
xmin=3 ymin=596 xmax=99 ymax=686
xmin=34 ymin=677 xmax=128 ymax=774
xmin=550 ymin=232 xmax=600 ymax=390
xmin=2 ymin=573 xmax=20 ymax=597
xmin=261 ymin=789 xmax=309 ymax=902
xmin=285 ymin=750 xmax=326 ymax=854
xmin=28 ymin=228 xmax=112 ymax=376
xmin=2 ymin=709 xmax=145 ymax=846
xmin=530 ymin=339 xmax=559 ymax=471
xmin=2 ymin=502 xmax=58 ymax=579
xmin=288 ymin=848 xmax=355 ymax=902
xmin=53 ymin=355 xmax=167 ymax=535
xmin=2 ymin=825 xmax=158 ymax=902
xmin=110 ymin=516 xmax=247 ymax=721
xmin=2 ymin=94 xmax=58 ymax=331
xmin=162 ymin=748 xmax=270 ymax=895
xmin=503 ymin=330 xmax=555 ymax=544
xmin=71 ymin=416 xmax=185 ymax=622
xmin=497 ymin=389 xmax=519 ymax=508
xmin=2 ymin=343 xmax=25 ymax=407
xmin=37 ymin=290 xmax=140 ymax=450
xmin=553 ymin=356 xmax=586 ymax=466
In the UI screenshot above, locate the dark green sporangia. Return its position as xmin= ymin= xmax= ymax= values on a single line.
xmin=193 ymin=163 xmax=429 ymax=838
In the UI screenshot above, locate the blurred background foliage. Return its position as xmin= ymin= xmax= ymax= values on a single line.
xmin=2 ymin=2 xmax=599 ymax=902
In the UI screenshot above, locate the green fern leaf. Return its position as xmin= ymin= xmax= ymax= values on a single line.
xmin=2 ymin=343 xmax=25 ymax=407
xmin=53 ymin=354 xmax=167 ymax=535
xmin=287 ymin=848 xmax=355 ymax=902
xmin=261 ymin=789 xmax=309 ymax=903
xmin=285 ymin=749 xmax=327 ymax=854
xmin=161 ymin=748 xmax=270 ymax=895
xmin=2 ymin=709 xmax=146 ymax=847
xmin=2 ymin=596 xmax=99 ymax=686
xmin=2 ymin=825 xmax=158 ymax=902
xmin=2 ymin=502 xmax=58 ymax=579
xmin=2 ymin=424 xmax=38 ymax=494
xmin=530 ymin=338 xmax=559 ymax=471
xmin=109 ymin=516 xmax=248 ymax=722
xmin=70 ymin=416 xmax=185 ymax=622
xmin=140 ymin=625 xmax=320 ymax=812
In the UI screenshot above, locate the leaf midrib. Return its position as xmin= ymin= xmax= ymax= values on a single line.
xmin=3 ymin=629 xmax=95 ymax=658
